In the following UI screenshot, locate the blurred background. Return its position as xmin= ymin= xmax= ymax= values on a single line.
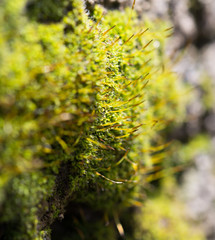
xmin=86 ymin=0 xmax=215 ymax=239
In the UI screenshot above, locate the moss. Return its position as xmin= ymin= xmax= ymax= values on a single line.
xmin=25 ymin=0 xmax=74 ymax=23
xmin=135 ymin=178 xmax=205 ymax=240
xmin=0 ymin=0 xmax=191 ymax=239
xmin=1 ymin=172 xmax=55 ymax=239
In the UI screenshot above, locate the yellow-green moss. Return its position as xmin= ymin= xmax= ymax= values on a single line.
xmin=136 ymin=179 xmax=205 ymax=240
xmin=0 ymin=0 xmax=189 ymax=239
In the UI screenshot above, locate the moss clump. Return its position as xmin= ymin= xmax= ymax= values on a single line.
xmin=0 ymin=0 xmax=189 ymax=239
xmin=135 ymin=179 xmax=205 ymax=240
xmin=1 ymin=173 xmax=54 ymax=240
xmin=26 ymin=0 xmax=74 ymax=22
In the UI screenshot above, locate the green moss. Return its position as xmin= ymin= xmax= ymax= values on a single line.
xmin=201 ymin=74 xmax=215 ymax=110
xmin=0 ymin=0 xmax=190 ymax=239
xmin=26 ymin=0 xmax=74 ymax=23
xmin=135 ymin=179 xmax=205 ymax=240
xmin=1 ymin=172 xmax=54 ymax=239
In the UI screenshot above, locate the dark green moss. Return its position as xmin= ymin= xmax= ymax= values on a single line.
xmin=26 ymin=0 xmax=74 ymax=23
xmin=1 ymin=172 xmax=54 ymax=239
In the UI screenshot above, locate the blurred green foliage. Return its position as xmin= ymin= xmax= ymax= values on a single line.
xmin=0 ymin=0 xmax=201 ymax=239
xmin=26 ymin=0 xmax=73 ymax=22
xmin=136 ymin=178 xmax=205 ymax=240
